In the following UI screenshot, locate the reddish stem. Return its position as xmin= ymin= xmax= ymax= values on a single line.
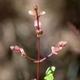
xmin=37 ymin=37 xmax=40 ymax=80
xmin=34 ymin=4 xmax=41 ymax=80
xmin=35 ymin=10 xmax=40 ymax=30
xmin=24 ymin=54 xmax=36 ymax=62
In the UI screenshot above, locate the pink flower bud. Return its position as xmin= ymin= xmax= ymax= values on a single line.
xmin=34 ymin=20 xmax=41 ymax=28
xmin=14 ymin=45 xmax=20 ymax=51
xmin=51 ymin=45 xmax=56 ymax=52
xmin=51 ymin=45 xmax=58 ymax=55
xmin=20 ymin=48 xmax=25 ymax=54
xmin=51 ymin=41 xmax=67 ymax=55
xmin=10 ymin=46 xmax=14 ymax=50
xmin=10 ymin=45 xmax=20 ymax=51
xmin=57 ymin=41 xmax=67 ymax=47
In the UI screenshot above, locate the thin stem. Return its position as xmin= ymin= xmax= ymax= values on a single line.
xmin=37 ymin=37 xmax=40 ymax=80
xmin=24 ymin=54 xmax=36 ymax=62
xmin=10 ymin=45 xmax=36 ymax=62
xmin=34 ymin=52 xmax=58 ymax=63
xmin=34 ymin=4 xmax=40 ymax=30
xmin=34 ymin=5 xmax=41 ymax=80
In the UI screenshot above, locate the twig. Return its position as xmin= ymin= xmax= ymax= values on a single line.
xmin=10 ymin=45 xmax=36 ymax=62
xmin=33 ymin=4 xmax=41 ymax=80
xmin=34 ymin=41 xmax=67 ymax=63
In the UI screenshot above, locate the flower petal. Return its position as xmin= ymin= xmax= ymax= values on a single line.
xmin=39 ymin=11 xmax=46 ymax=16
xmin=28 ymin=10 xmax=35 ymax=16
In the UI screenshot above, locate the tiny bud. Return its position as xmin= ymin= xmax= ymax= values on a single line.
xmin=20 ymin=48 xmax=25 ymax=53
xmin=36 ymin=29 xmax=43 ymax=34
xmin=51 ymin=45 xmax=56 ymax=53
xmin=21 ymin=53 xmax=26 ymax=57
xmin=51 ymin=45 xmax=60 ymax=55
xmin=28 ymin=10 xmax=35 ymax=16
xmin=14 ymin=45 xmax=20 ymax=51
xmin=34 ymin=20 xmax=41 ymax=28
xmin=58 ymin=41 xmax=67 ymax=47
xmin=33 ymin=4 xmax=38 ymax=11
xmin=10 ymin=46 xmax=14 ymax=50
xmin=36 ymin=29 xmax=43 ymax=37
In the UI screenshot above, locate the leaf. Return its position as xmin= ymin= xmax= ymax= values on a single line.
xmin=44 ymin=66 xmax=56 ymax=80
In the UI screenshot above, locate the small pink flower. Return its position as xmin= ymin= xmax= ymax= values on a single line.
xmin=57 ymin=41 xmax=67 ymax=47
xmin=51 ymin=41 xmax=67 ymax=55
xmin=51 ymin=45 xmax=58 ymax=55
xmin=34 ymin=20 xmax=41 ymax=28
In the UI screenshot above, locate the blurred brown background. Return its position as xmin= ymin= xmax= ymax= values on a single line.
xmin=0 ymin=0 xmax=80 ymax=80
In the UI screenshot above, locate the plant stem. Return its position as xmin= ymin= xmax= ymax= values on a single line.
xmin=33 ymin=4 xmax=41 ymax=80
xmin=24 ymin=54 xmax=36 ymax=61
xmin=37 ymin=37 xmax=40 ymax=80
xmin=35 ymin=5 xmax=40 ymax=80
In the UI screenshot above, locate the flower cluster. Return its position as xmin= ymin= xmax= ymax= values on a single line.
xmin=28 ymin=4 xmax=46 ymax=38
xmin=51 ymin=41 xmax=67 ymax=55
xmin=10 ymin=45 xmax=26 ymax=57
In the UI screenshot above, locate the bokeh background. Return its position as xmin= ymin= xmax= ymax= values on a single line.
xmin=0 ymin=0 xmax=80 ymax=80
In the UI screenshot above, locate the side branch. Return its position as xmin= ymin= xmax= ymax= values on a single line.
xmin=10 ymin=45 xmax=36 ymax=62
xmin=34 ymin=52 xmax=57 ymax=63
xmin=34 ymin=41 xmax=68 ymax=63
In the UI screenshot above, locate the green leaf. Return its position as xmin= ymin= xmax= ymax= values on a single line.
xmin=44 ymin=66 xmax=56 ymax=80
